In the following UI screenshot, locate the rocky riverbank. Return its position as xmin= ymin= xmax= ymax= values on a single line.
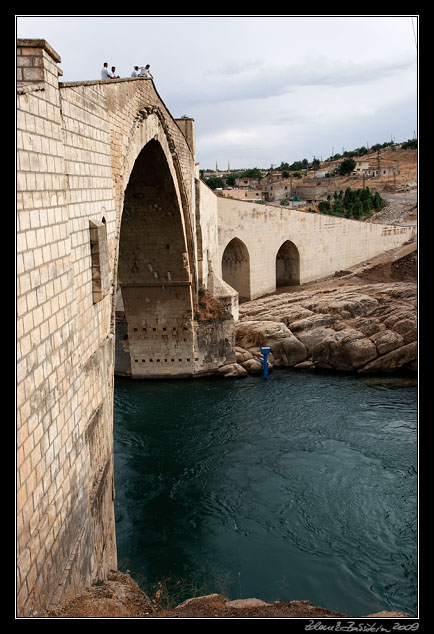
xmin=218 ymin=239 xmax=417 ymax=378
xmin=41 ymin=570 xmax=410 ymax=618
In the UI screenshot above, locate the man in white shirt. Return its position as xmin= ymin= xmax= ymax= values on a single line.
xmin=131 ymin=66 xmax=139 ymax=77
xmin=138 ymin=64 xmax=153 ymax=79
xmin=101 ymin=62 xmax=111 ymax=80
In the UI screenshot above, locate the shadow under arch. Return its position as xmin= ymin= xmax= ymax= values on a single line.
xmin=276 ymin=240 xmax=300 ymax=287
xmin=221 ymin=237 xmax=251 ymax=302
xmin=116 ymin=138 xmax=195 ymax=378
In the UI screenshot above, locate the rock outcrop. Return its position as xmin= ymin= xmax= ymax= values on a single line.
xmin=223 ymin=282 xmax=416 ymax=376
xmin=43 ymin=579 xmax=411 ymax=619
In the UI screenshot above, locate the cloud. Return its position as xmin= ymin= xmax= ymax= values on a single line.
xmin=195 ymin=87 xmax=417 ymax=168
xmin=182 ymin=53 xmax=416 ymax=107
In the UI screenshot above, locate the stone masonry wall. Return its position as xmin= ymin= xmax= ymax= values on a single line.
xmin=16 ymin=39 xmax=199 ymax=616
xmin=216 ymin=197 xmax=417 ymax=299
xmin=196 ymin=179 xmax=220 ymax=286
xmin=17 ymin=40 xmax=106 ymax=616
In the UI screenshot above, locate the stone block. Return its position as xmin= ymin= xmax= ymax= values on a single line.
xmin=22 ymin=67 xmax=45 ymax=82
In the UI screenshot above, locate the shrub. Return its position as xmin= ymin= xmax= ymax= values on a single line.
xmin=318 ymin=200 xmax=331 ymax=213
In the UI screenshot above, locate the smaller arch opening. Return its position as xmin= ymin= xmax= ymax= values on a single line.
xmin=222 ymin=237 xmax=251 ymax=301
xmin=276 ymin=240 xmax=300 ymax=287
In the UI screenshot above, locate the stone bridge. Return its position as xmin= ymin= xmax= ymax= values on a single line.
xmin=16 ymin=39 xmax=416 ymax=615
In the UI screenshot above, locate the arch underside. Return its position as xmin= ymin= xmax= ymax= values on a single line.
xmin=221 ymin=237 xmax=251 ymax=302
xmin=117 ymin=139 xmax=195 ymax=377
xmin=276 ymin=240 xmax=300 ymax=286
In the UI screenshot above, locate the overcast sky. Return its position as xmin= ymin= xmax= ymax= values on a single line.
xmin=16 ymin=15 xmax=418 ymax=171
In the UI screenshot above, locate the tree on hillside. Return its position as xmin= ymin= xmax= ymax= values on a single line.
xmin=371 ymin=141 xmax=393 ymax=152
xmin=288 ymin=159 xmax=308 ymax=172
xmin=278 ymin=162 xmax=291 ymax=171
xmin=352 ymin=198 xmax=363 ymax=219
xmin=373 ymin=191 xmax=385 ymax=210
xmin=203 ymin=176 xmax=225 ymax=190
xmin=338 ymin=158 xmax=356 ymax=175
xmin=402 ymin=138 xmax=417 ymax=149
xmin=242 ymin=168 xmax=263 ymax=179
xmin=319 ymin=187 xmax=385 ymax=220
xmin=343 ymin=186 xmax=354 ymax=208
xmin=318 ymin=200 xmax=331 ymax=213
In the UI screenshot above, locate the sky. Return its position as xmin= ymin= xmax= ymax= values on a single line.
xmin=16 ymin=15 xmax=418 ymax=171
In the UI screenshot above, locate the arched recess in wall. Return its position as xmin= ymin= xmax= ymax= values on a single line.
xmin=116 ymin=138 xmax=194 ymax=378
xmin=221 ymin=237 xmax=251 ymax=302
xmin=276 ymin=240 xmax=300 ymax=287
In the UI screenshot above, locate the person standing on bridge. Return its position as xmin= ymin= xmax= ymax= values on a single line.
xmin=131 ymin=66 xmax=139 ymax=77
xmin=138 ymin=64 xmax=153 ymax=79
xmin=101 ymin=62 xmax=111 ymax=80
xmin=111 ymin=66 xmax=120 ymax=78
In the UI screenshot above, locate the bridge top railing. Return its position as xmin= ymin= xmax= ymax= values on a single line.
xmin=58 ymin=76 xmax=154 ymax=88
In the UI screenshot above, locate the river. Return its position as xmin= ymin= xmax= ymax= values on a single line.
xmin=113 ymin=369 xmax=417 ymax=617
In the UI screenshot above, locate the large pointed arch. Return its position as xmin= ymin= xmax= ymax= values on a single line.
xmin=116 ymin=139 xmax=195 ymax=378
xmin=276 ymin=240 xmax=300 ymax=287
xmin=221 ymin=237 xmax=251 ymax=301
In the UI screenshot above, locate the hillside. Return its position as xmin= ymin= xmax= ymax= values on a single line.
xmin=295 ymin=147 xmax=417 ymax=219
xmin=321 ymin=147 xmax=417 ymax=194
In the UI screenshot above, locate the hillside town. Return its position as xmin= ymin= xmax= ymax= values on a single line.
xmin=200 ymin=140 xmax=417 ymax=211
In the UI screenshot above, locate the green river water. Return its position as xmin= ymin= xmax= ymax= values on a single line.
xmin=113 ymin=369 xmax=417 ymax=617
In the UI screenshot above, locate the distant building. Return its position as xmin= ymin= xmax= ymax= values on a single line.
xmin=312 ymin=169 xmax=329 ymax=178
xmin=324 ymin=158 xmax=344 ymax=172
xmin=218 ymin=188 xmax=263 ymax=201
xmin=353 ymin=158 xmax=370 ymax=174
xmin=262 ymin=179 xmax=292 ymax=202
xmin=234 ymin=176 xmax=260 ymax=188
xmin=352 ymin=155 xmax=399 ymax=179
xmin=260 ymin=171 xmax=284 ymax=185
xmin=293 ymin=183 xmax=328 ymax=201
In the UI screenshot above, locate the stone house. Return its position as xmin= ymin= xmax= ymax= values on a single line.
xmin=218 ymin=188 xmax=263 ymax=201
xmin=262 ymin=179 xmax=292 ymax=202
xmin=260 ymin=171 xmax=284 ymax=185
xmin=352 ymin=156 xmax=399 ymax=178
xmin=234 ymin=176 xmax=261 ymax=188
xmin=353 ymin=158 xmax=371 ymax=174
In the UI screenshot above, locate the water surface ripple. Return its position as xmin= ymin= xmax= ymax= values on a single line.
xmin=113 ymin=371 xmax=417 ymax=617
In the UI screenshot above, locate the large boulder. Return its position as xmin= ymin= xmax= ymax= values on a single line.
xmin=311 ymin=327 xmax=378 ymax=371
xmin=237 ymin=283 xmax=417 ymax=374
xmin=217 ymin=363 xmax=248 ymax=378
xmin=359 ymin=341 xmax=417 ymax=373
xmin=235 ymin=320 xmax=307 ymax=367
xmin=241 ymin=358 xmax=264 ymax=375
